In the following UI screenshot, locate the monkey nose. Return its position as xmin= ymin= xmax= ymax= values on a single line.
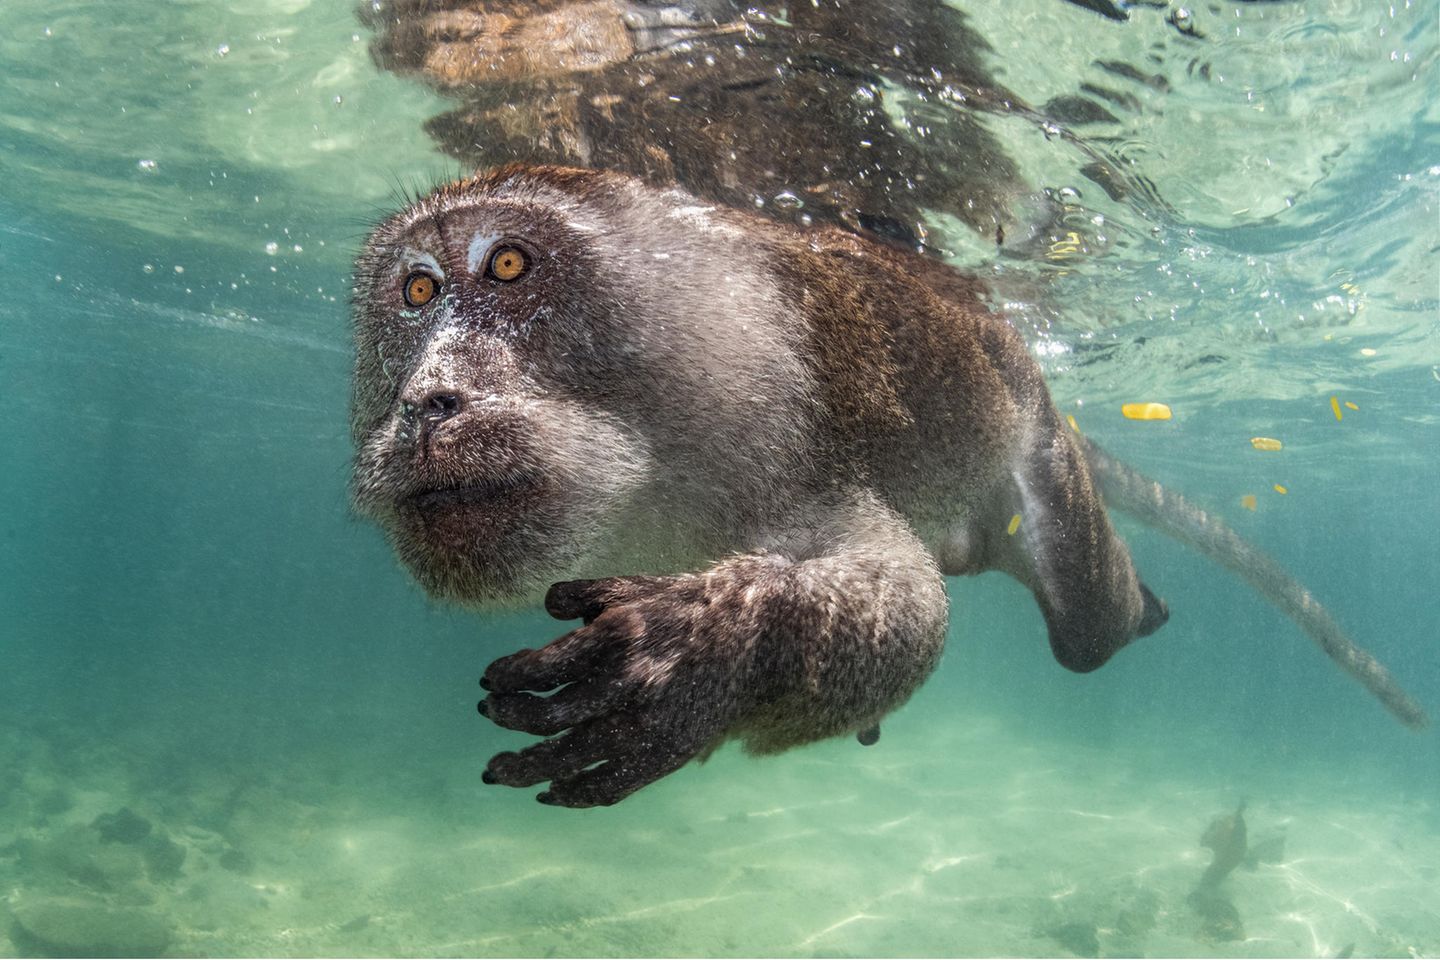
xmin=401 ymin=389 xmax=465 ymax=424
xmin=398 ymin=389 xmax=465 ymax=449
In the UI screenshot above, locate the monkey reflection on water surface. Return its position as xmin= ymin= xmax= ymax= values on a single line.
xmin=351 ymin=164 xmax=1425 ymax=809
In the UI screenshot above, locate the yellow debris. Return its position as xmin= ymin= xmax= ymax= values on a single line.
xmin=1007 ymin=514 xmax=1021 ymax=536
xmin=1122 ymin=402 xmax=1172 ymax=421
xmin=1066 ymin=414 xmax=1079 ymax=432
xmin=1047 ymin=231 xmax=1082 ymax=259
xmin=1241 ymin=494 xmax=1257 ymax=511
xmin=1273 ymin=484 xmax=1288 ymax=495
xmin=1330 ymin=396 xmax=1343 ymax=421
xmin=1345 ymin=401 xmax=1359 ymax=411
xmin=1250 ymin=437 xmax=1283 ymax=451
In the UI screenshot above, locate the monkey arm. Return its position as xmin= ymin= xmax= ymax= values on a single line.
xmin=477 ymin=491 xmax=949 ymax=808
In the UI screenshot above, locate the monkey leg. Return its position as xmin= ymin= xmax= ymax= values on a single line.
xmin=1007 ymin=416 xmax=1169 ymax=673
xmin=478 ymin=490 xmax=949 ymax=807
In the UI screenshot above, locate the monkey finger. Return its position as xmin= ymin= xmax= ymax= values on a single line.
xmin=483 ymin=717 xmax=631 ymax=788
xmin=480 ymin=678 xmax=624 ymax=735
xmin=481 ymin=625 xmax=616 ymax=693
xmin=544 ymin=576 xmax=672 ymax=622
xmin=544 ymin=579 xmax=617 ymax=622
xmin=537 ymin=741 xmax=697 ymax=808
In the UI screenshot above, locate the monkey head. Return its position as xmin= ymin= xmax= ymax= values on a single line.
xmin=349 ymin=165 xmax=813 ymax=604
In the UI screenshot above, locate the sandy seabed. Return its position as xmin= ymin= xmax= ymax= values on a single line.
xmin=1 ymin=712 xmax=1436 ymax=958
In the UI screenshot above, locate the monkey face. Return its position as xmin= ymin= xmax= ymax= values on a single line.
xmin=349 ymin=176 xmax=653 ymax=603
xmin=352 ymin=166 xmax=822 ymax=605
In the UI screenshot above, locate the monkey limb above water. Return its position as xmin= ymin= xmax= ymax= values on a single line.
xmin=359 ymin=0 xmax=1028 ymax=247
xmin=350 ymin=164 xmax=1426 ymax=808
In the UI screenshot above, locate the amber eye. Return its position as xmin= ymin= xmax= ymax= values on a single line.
xmin=403 ymin=271 xmax=437 ymax=307
xmin=487 ymin=245 xmax=527 ymax=282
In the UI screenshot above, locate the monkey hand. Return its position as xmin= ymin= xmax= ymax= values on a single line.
xmin=477 ymin=566 xmax=789 ymax=808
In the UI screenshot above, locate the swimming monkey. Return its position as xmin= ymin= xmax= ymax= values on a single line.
xmin=351 ymin=165 xmax=1425 ymax=807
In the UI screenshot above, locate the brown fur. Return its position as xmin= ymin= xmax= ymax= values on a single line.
xmin=352 ymin=164 xmax=1160 ymax=806
xmin=352 ymin=165 xmax=1423 ymax=807
xmin=358 ymin=0 xmax=1029 ymax=246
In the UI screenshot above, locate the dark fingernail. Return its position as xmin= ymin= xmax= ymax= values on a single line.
xmin=482 ymin=770 xmax=497 ymax=785
xmin=480 ymin=675 xmax=492 ymax=691
xmin=476 ymin=699 xmax=489 ymax=717
xmin=536 ymin=791 xmax=556 ymax=805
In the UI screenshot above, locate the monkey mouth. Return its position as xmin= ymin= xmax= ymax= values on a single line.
xmin=402 ymin=474 xmax=539 ymax=516
xmin=389 ymin=471 xmax=561 ymax=602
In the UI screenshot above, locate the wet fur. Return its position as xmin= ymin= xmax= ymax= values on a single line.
xmin=352 ymin=165 xmax=1423 ymax=807
xmin=358 ymin=0 xmax=1026 ymax=245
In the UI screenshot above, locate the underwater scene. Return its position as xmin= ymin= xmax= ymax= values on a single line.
xmin=1 ymin=0 xmax=1437 ymax=956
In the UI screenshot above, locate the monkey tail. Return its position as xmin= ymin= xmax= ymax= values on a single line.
xmin=1077 ymin=435 xmax=1427 ymax=730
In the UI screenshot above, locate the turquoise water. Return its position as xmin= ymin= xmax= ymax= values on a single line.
xmin=1 ymin=1 xmax=1437 ymax=956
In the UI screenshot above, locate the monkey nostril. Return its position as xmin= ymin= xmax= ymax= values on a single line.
xmin=421 ymin=391 xmax=462 ymax=421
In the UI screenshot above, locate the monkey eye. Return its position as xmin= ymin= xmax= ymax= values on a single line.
xmin=403 ymin=270 xmax=438 ymax=307
xmin=487 ymin=245 xmax=528 ymax=282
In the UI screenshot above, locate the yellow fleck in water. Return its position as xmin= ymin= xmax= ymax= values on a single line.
xmin=1007 ymin=514 xmax=1021 ymax=536
xmin=1122 ymin=402 xmax=1172 ymax=421
xmin=1066 ymin=414 xmax=1078 ymax=432
xmin=1273 ymin=484 xmax=1288 ymax=495
xmin=1250 ymin=437 xmax=1283 ymax=451
xmin=1330 ymin=396 xmax=1343 ymax=421
xmin=1240 ymin=494 xmax=1257 ymax=511
xmin=1345 ymin=401 xmax=1359 ymax=411
xmin=1047 ymin=231 xmax=1082 ymax=259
